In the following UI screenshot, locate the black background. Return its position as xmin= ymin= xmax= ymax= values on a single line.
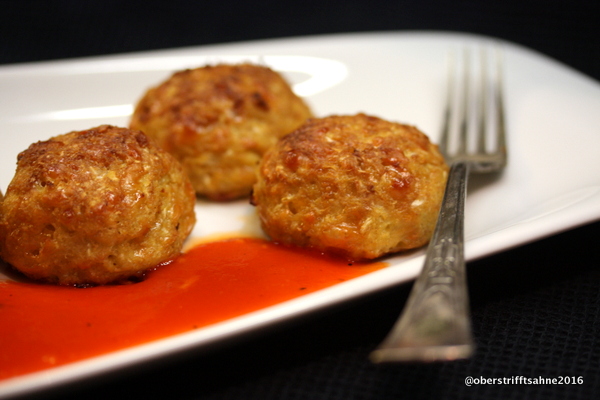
xmin=1 ymin=1 xmax=600 ymax=399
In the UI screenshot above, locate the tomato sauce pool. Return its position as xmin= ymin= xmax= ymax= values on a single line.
xmin=0 ymin=238 xmax=386 ymax=380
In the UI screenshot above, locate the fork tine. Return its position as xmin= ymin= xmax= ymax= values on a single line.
xmin=458 ymin=48 xmax=470 ymax=156
xmin=495 ymin=48 xmax=508 ymax=162
xmin=442 ymin=48 xmax=475 ymax=158
xmin=444 ymin=46 xmax=507 ymax=163
xmin=439 ymin=51 xmax=454 ymax=159
xmin=477 ymin=47 xmax=488 ymax=153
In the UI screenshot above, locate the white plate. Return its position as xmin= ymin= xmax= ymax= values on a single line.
xmin=1 ymin=31 xmax=600 ymax=398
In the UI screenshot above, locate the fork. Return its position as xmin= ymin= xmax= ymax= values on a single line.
xmin=370 ymin=47 xmax=507 ymax=363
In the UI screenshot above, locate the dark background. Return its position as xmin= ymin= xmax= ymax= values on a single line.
xmin=2 ymin=1 xmax=600 ymax=399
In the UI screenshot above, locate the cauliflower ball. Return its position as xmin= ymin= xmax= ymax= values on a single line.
xmin=251 ymin=114 xmax=449 ymax=260
xmin=0 ymin=125 xmax=196 ymax=285
xmin=130 ymin=63 xmax=313 ymax=201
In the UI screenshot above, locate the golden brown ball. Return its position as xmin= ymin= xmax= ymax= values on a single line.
xmin=130 ymin=63 xmax=313 ymax=201
xmin=251 ymin=114 xmax=449 ymax=260
xmin=0 ymin=125 xmax=196 ymax=286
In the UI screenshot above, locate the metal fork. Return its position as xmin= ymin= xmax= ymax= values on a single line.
xmin=370 ymin=47 xmax=507 ymax=363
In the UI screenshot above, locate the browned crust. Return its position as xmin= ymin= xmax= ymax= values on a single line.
xmin=0 ymin=125 xmax=196 ymax=285
xmin=251 ymin=114 xmax=448 ymax=260
xmin=130 ymin=63 xmax=313 ymax=200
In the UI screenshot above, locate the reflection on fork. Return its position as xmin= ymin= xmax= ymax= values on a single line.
xmin=370 ymin=46 xmax=507 ymax=363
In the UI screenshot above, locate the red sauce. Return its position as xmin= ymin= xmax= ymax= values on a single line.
xmin=0 ymin=238 xmax=386 ymax=381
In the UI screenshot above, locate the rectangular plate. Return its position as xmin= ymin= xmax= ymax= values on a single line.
xmin=1 ymin=31 xmax=600 ymax=398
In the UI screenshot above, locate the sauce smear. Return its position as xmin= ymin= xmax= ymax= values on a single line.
xmin=0 ymin=238 xmax=385 ymax=380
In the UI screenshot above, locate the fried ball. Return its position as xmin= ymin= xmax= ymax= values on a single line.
xmin=251 ymin=114 xmax=449 ymax=260
xmin=130 ymin=63 xmax=313 ymax=201
xmin=0 ymin=125 xmax=196 ymax=286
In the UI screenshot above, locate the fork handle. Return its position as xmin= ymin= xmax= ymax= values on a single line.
xmin=370 ymin=162 xmax=474 ymax=362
